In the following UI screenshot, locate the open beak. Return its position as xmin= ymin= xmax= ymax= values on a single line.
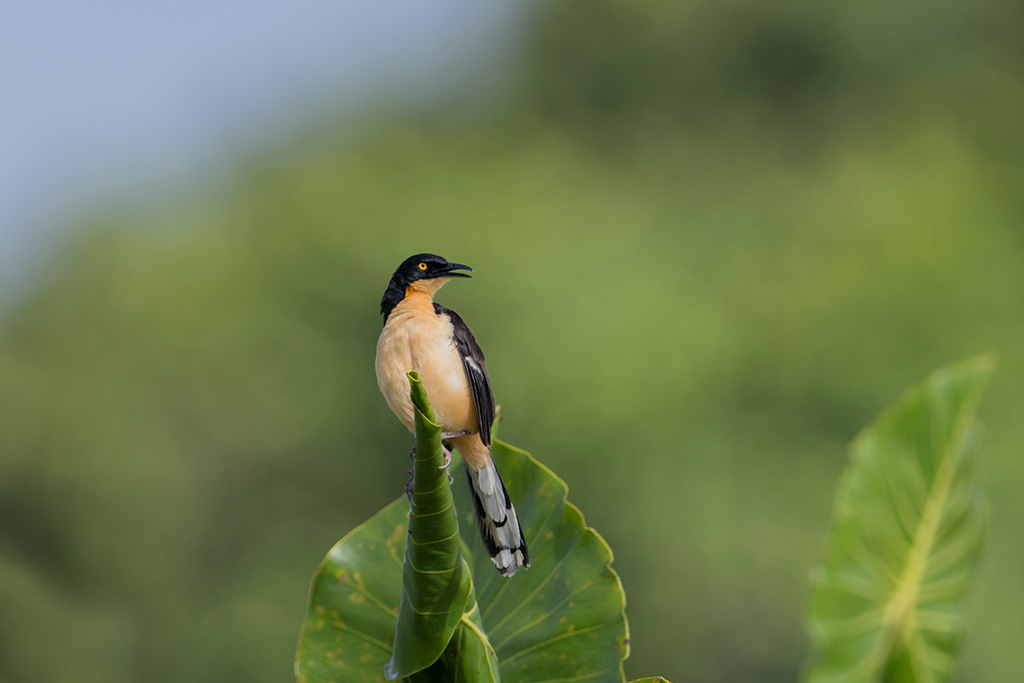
xmin=443 ymin=262 xmax=473 ymax=278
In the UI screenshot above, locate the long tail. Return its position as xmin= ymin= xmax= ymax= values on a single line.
xmin=465 ymin=461 xmax=529 ymax=576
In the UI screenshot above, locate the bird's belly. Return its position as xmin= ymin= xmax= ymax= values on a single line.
xmin=376 ymin=312 xmax=477 ymax=435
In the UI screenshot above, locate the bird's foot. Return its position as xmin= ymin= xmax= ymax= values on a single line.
xmin=441 ymin=430 xmax=470 ymax=440
xmin=408 ymin=445 xmax=416 ymax=464
xmin=406 ymin=468 xmax=414 ymax=500
xmin=439 ymin=445 xmax=453 ymax=470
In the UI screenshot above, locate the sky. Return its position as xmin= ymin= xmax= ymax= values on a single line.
xmin=0 ymin=0 xmax=526 ymax=298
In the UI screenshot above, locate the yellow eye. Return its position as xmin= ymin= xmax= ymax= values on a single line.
xmin=418 ymin=262 xmax=427 ymax=270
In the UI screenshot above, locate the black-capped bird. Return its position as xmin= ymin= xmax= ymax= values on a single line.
xmin=375 ymin=254 xmax=529 ymax=577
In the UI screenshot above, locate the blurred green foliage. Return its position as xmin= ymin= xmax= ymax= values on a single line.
xmin=2 ymin=1 xmax=1024 ymax=682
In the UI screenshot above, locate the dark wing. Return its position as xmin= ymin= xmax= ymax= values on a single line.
xmin=434 ymin=303 xmax=496 ymax=445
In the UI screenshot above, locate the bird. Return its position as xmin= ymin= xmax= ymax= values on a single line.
xmin=375 ymin=253 xmax=529 ymax=577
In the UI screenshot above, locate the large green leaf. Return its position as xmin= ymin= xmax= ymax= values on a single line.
xmin=296 ymin=372 xmax=473 ymax=683
xmin=298 ymin=373 xmax=629 ymax=682
xmin=296 ymin=495 xmax=502 ymax=683
xmin=297 ymin=445 xmax=629 ymax=683
xmin=454 ymin=441 xmax=630 ymax=683
xmin=295 ymin=499 xmax=408 ymax=683
xmin=805 ymin=355 xmax=995 ymax=683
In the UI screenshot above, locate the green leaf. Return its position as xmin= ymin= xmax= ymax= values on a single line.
xmin=805 ymin=355 xmax=995 ymax=683
xmin=454 ymin=441 xmax=630 ymax=683
xmin=456 ymin=616 xmax=501 ymax=683
xmin=386 ymin=372 xmax=472 ymax=680
xmin=296 ymin=499 xmax=500 ymax=683
xmin=296 ymin=372 xmax=471 ymax=683
xmin=444 ymin=571 xmax=502 ymax=683
xmin=295 ymin=498 xmax=408 ymax=683
xmin=298 ymin=376 xmax=629 ymax=683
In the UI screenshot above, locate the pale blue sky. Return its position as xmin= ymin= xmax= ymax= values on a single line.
xmin=0 ymin=1 xmax=526 ymax=296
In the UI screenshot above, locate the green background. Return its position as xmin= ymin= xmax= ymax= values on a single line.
xmin=2 ymin=1 xmax=1023 ymax=681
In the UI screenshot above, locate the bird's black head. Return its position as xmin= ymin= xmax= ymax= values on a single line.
xmin=380 ymin=253 xmax=473 ymax=322
xmin=389 ymin=253 xmax=473 ymax=286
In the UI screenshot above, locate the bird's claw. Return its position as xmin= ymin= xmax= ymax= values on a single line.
xmin=439 ymin=446 xmax=452 ymax=470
